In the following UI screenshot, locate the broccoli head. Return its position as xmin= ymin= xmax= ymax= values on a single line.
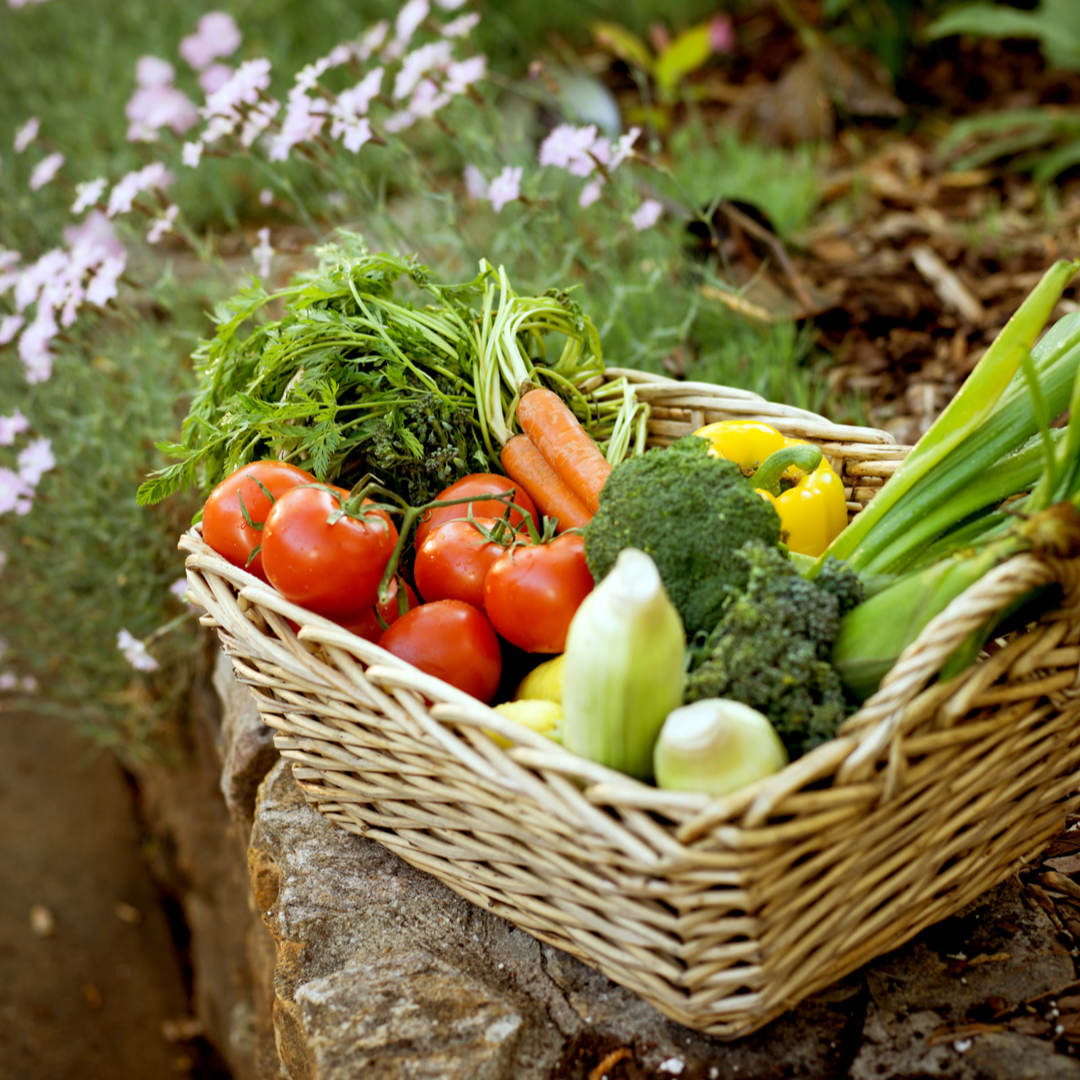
xmin=584 ymin=436 xmax=781 ymax=638
xmin=813 ymin=556 xmax=865 ymax=617
xmin=684 ymin=541 xmax=852 ymax=757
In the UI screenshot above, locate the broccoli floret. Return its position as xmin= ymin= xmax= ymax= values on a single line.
xmin=584 ymin=436 xmax=781 ymax=638
xmin=685 ymin=541 xmax=850 ymax=758
xmin=814 ymin=556 xmax=864 ymax=617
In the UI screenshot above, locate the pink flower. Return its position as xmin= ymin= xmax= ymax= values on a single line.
xmin=441 ymin=12 xmax=479 ymax=37
xmin=630 ymin=198 xmax=663 ymax=231
xmin=444 ymin=55 xmax=485 ymax=96
xmin=202 ymin=58 xmax=272 ymax=123
xmin=13 ymin=117 xmax=39 ymax=153
xmin=28 ymin=152 xmax=63 ymax=191
xmin=117 ymin=629 xmax=160 ymax=673
xmin=0 ymin=314 xmax=24 ymax=345
xmin=486 ymin=166 xmax=522 ymax=212
xmin=85 ymin=254 xmax=125 ymax=307
xmin=294 ymin=56 xmax=332 ymax=94
xmin=65 ymin=211 xmax=125 ymax=261
xmin=394 ymin=40 xmax=452 ymax=99
xmin=0 ymin=409 xmax=29 ymax=444
xmin=199 ymin=63 xmax=234 ymax=96
xmin=180 ymin=11 xmax=242 ymax=72
xmin=709 ymin=14 xmax=735 ymax=54
xmin=259 ymin=188 xmax=274 ymax=206
xmin=252 ymin=228 xmax=274 ymax=279
xmin=357 ymin=21 xmax=390 ymax=62
xmin=125 ymin=84 xmax=198 ymax=141
xmin=268 ymin=90 xmax=324 ymax=162
xmin=17 ymin=312 xmax=55 ymax=384
xmin=182 ymin=140 xmax=203 ymax=168
xmin=335 ymin=116 xmax=372 ymax=153
xmin=136 ymin=56 xmax=175 ymax=88
xmin=539 ymin=124 xmax=598 ymax=172
xmin=17 ymin=437 xmax=54 ymax=486
xmin=170 ymin=577 xmax=193 ymax=604
xmin=408 ymin=79 xmax=450 ymax=119
xmin=239 ymin=98 xmax=280 ymax=147
xmin=609 ymin=127 xmax=641 ymax=170
xmin=392 ymin=0 xmax=430 ymax=55
xmin=464 ymin=164 xmax=488 ymax=199
xmin=14 ymin=249 xmax=65 ymax=311
xmin=71 ymin=178 xmax=107 ymax=215
xmin=0 ymin=468 xmax=32 ymax=516
xmin=383 ymin=110 xmax=416 ymax=135
xmin=334 ymin=68 xmax=384 ymax=120
xmin=147 ymin=204 xmax=179 ymax=244
xmin=107 ymin=163 xmax=174 ymax=217
xmin=579 ymin=179 xmax=602 ymax=208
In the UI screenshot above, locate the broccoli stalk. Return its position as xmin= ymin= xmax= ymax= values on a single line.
xmin=685 ymin=542 xmax=862 ymax=758
xmin=583 ymin=436 xmax=782 ymax=638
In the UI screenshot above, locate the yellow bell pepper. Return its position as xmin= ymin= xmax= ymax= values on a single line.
xmin=694 ymin=420 xmax=848 ymax=557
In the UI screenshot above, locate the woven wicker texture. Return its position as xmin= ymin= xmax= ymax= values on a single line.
xmin=181 ymin=375 xmax=1080 ymax=1037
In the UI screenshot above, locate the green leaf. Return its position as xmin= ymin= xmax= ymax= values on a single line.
xmin=655 ymin=23 xmax=713 ymax=100
xmin=928 ymin=2 xmax=1080 ymax=72
xmin=590 ymin=20 xmax=655 ymax=72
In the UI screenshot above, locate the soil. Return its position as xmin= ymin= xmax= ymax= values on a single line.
xmin=0 ymin=708 xmax=229 ymax=1080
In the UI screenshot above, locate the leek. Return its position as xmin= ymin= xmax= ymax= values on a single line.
xmin=653 ymin=700 xmax=788 ymax=796
xmin=562 ymin=549 xmax=686 ymax=780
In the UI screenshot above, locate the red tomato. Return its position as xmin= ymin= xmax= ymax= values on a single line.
xmin=201 ymin=460 xmax=315 ymax=581
xmin=377 ymin=600 xmax=502 ymax=703
xmin=413 ymin=518 xmax=507 ymax=609
xmin=261 ymin=485 xmax=399 ymax=623
xmin=338 ymin=579 xmax=419 ymax=643
xmin=483 ymin=533 xmax=594 ymax=653
xmin=413 ymin=473 xmax=539 ymax=551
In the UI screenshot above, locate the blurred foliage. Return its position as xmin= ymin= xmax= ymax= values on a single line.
xmin=927 ymin=1 xmax=1080 ymax=182
xmin=928 ymin=0 xmax=1080 ymax=74
xmin=0 ymin=273 xmax=219 ymax=748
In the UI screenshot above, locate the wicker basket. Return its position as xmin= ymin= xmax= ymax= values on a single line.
xmin=181 ymin=370 xmax=1080 ymax=1037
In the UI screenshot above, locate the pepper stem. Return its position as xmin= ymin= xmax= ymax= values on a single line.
xmin=750 ymin=444 xmax=822 ymax=495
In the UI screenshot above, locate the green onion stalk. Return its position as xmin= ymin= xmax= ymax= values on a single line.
xmin=831 ymin=265 xmax=1080 ymax=701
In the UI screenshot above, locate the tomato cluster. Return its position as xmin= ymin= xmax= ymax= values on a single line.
xmin=200 ymin=464 xmax=594 ymax=705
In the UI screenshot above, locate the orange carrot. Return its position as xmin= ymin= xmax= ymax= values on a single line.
xmin=517 ymin=388 xmax=612 ymax=513
xmin=501 ymin=435 xmax=592 ymax=533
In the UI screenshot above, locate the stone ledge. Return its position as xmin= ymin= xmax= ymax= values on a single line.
xmin=215 ymin=654 xmax=1080 ymax=1080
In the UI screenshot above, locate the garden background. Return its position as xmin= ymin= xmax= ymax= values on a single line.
xmin=4 ymin=0 xmax=1080 ymax=1076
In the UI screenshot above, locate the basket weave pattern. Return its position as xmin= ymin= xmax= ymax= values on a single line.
xmin=182 ymin=374 xmax=1080 ymax=1037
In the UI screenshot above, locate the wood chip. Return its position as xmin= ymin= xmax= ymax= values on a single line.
xmin=28 ymin=904 xmax=55 ymax=937
xmin=1041 ymin=870 xmax=1080 ymax=902
xmin=1011 ymin=1015 xmax=1052 ymax=1036
xmin=911 ymin=245 xmax=986 ymax=326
